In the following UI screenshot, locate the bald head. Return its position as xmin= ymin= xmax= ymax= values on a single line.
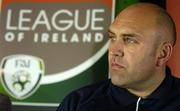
xmin=115 ymin=3 xmax=176 ymax=46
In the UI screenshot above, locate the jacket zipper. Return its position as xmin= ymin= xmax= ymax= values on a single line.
xmin=135 ymin=97 xmax=141 ymax=111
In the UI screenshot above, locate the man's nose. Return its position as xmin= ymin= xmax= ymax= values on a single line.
xmin=109 ymin=40 xmax=124 ymax=57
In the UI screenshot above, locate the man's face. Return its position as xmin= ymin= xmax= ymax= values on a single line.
xmin=108 ymin=12 xmax=160 ymax=88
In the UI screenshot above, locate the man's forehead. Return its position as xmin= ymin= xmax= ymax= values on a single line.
xmin=120 ymin=3 xmax=163 ymax=14
xmin=111 ymin=16 xmax=156 ymax=31
xmin=116 ymin=3 xmax=163 ymax=21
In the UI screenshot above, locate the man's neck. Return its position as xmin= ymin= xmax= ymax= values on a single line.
xmin=126 ymin=71 xmax=166 ymax=98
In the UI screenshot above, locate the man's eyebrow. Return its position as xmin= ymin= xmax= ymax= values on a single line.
xmin=107 ymin=30 xmax=141 ymax=39
xmin=108 ymin=29 xmax=115 ymax=34
xmin=121 ymin=33 xmax=137 ymax=37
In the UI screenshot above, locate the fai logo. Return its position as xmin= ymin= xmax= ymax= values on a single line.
xmin=0 ymin=55 xmax=45 ymax=99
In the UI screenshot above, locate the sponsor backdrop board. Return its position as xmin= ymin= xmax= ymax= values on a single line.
xmin=0 ymin=0 xmax=179 ymax=111
xmin=0 ymin=0 xmax=114 ymax=111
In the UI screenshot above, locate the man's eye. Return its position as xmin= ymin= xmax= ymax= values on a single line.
xmin=124 ymin=37 xmax=138 ymax=44
xmin=109 ymin=36 xmax=116 ymax=41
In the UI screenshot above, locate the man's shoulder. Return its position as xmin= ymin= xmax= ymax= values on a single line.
xmin=71 ymin=79 xmax=111 ymax=97
xmin=168 ymin=75 xmax=180 ymax=97
xmin=64 ymin=79 xmax=111 ymax=103
xmin=57 ymin=79 xmax=111 ymax=111
xmin=172 ymin=76 xmax=180 ymax=90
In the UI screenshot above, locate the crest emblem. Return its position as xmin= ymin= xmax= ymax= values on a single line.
xmin=0 ymin=55 xmax=45 ymax=100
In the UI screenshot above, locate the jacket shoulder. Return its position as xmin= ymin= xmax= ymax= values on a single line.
xmin=173 ymin=76 xmax=180 ymax=91
xmin=57 ymin=80 xmax=111 ymax=111
xmin=70 ymin=79 xmax=111 ymax=101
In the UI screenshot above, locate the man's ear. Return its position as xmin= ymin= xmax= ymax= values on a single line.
xmin=156 ymin=42 xmax=173 ymax=67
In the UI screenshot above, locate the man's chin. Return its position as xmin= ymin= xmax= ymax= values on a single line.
xmin=111 ymin=78 xmax=126 ymax=87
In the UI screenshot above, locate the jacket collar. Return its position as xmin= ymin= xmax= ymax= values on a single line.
xmin=109 ymin=66 xmax=174 ymax=106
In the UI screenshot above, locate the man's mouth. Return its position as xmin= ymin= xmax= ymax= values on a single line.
xmin=111 ymin=62 xmax=124 ymax=70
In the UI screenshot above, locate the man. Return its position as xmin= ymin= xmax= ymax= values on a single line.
xmin=0 ymin=93 xmax=11 ymax=111
xmin=56 ymin=3 xmax=180 ymax=111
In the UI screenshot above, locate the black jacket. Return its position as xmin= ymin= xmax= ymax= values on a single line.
xmin=57 ymin=69 xmax=180 ymax=111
